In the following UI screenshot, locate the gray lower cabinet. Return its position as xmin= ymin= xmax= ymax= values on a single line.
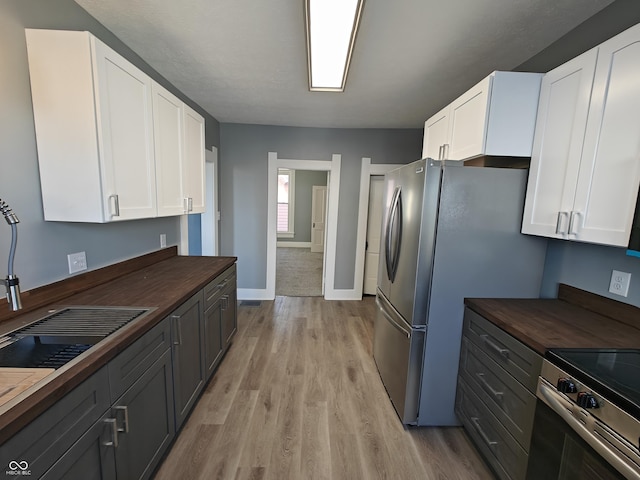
xmin=3 ymin=263 xmax=238 ymax=480
xmin=171 ymin=291 xmax=205 ymax=429
xmin=455 ymin=307 xmax=542 ymax=480
xmin=203 ymin=265 xmax=237 ymax=379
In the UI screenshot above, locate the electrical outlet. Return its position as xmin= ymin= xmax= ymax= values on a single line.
xmin=160 ymin=234 xmax=167 ymax=248
xmin=609 ymin=270 xmax=631 ymax=297
xmin=67 ymin=251 xmax=87 ymax=274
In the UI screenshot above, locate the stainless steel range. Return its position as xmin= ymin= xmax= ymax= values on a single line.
xmin=527 ymin=348 xmax=640 ymax=480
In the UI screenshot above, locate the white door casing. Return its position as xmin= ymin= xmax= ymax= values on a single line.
xmin=363 ymin=176 xmax=384 ymax=295
xmin=311 ymin=185 xmax=327 ymax=253
xmin=354 ymin=158 xmax=398 ymax=299
xmin=201 ymin=147 xmax=219 ymax=256
xmin=255 ymin=152 xmax=341 ymax=301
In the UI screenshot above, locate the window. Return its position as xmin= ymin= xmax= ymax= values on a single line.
xmin=277 ymin=168 xmax=295 ymax=237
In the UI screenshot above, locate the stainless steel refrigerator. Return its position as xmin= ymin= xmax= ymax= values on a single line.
xmin=373 ymin=158 xmax=547 ymax=426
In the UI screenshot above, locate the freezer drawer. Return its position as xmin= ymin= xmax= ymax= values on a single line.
xmin=373 ymin=293 xmax=425 ymax=424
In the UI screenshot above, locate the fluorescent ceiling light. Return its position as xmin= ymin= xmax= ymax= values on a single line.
xmin=305 ymin=0 xmax=364 ymax=92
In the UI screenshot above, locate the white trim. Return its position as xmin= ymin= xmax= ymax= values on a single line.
xmin=324 ymin=288 xmax=361 ymax=301
xmin=179 ymin=215 xmax=189 ymax=255
xmin=201 ymin=147 xmax=219 ymax=256
xmin=237 ymin=288 xmax=272 ymax=301
xmin=277 ymin=241 xmax=312 ymax=248
xmin=353 ymin=159 xmax=399 ymax=298
xmin=267 ymin=152 xmax=341 ymax=300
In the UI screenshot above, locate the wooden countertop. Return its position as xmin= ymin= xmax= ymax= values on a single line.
xmin=465 ymin=284 xmax=640 ymax=355
xmin=0 ymin=248 xmax=236 ymax=445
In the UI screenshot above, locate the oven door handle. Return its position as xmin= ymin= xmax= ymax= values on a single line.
xmin=539 ymin=381 xmax=640 ymax=480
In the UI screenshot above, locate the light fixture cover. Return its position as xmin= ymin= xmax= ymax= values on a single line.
xmin=305 ymin=0 xmax=364 ymax=92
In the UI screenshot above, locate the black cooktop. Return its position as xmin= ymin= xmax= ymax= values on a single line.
xmin=547 ymin=348 xmax=640 ymax=420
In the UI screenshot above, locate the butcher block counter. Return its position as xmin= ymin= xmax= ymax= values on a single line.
xmin=0 ymin=247 xmax=236 ymax=445
xmin=465 ymin=283 xmax=640 ymax=355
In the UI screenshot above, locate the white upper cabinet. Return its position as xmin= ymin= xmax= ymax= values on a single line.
xmin=153 ymin=83 xmax=186 ymax=217
xmin=422 ymin=71 xmax=543 ymax=161
xmin=522 ymin=23 xmax=640 ymax=246
xmin=26 ymin=29 xmax=206 ymax=222
xmin=27 ymin=29 xmax=157 ymax=222
xmin=182 ymin=105 xmax=206 ymax=214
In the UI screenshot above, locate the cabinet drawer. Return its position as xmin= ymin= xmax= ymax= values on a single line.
xmin=203 ymin=265 xmax=236 ymax=311
xmin=2 ymin=367 xmax=110 ymax=479
xmin=108 ymin=316 xmax=171 ymax=402
xmin=459 ymin=337 xmax=536 ymax=451
xmin=456 ymin=378 xmax=528 ymax=480
xmin=464 ymin=308 xmax=541 ymax=393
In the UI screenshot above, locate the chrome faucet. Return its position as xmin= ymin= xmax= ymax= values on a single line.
xmin=0 ymin=198 xmax=22 ymax=311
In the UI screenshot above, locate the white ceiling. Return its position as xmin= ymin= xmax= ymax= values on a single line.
xmin=75 ymin=0 xmax=614 ymax=129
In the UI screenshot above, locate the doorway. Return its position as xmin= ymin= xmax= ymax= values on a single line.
xmin=266 ymin=152 xmax=341 ymax=300
xmin=275 ymin=169 xmax=328 ymax=296
xmin=363 ymin=175 xmax=384 ymax=295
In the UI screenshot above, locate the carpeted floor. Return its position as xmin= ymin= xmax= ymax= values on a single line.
xmin=276 ymin=247 xmax=323 ymax=296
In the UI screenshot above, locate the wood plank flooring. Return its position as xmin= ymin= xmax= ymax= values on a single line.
xmin=154 ymin=296 xmax=495 ymax=480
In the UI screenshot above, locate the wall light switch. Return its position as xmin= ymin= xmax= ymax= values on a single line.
xmin=609 ymin=270 xmax=631 ymax=297
xmin=68 ymin=251 xmax=87 ymax=274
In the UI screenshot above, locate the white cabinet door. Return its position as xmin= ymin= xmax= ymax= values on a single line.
xmin=152 ymin=83 xmax=185 ymax=217
xmin=521 ymin=49 xmax=598 ymax=239
xmin=93 ymin=38 xmax=157 ymax=221
xmin=421 ymin=72 xmax=541 ymax=162
xmin=447 ymin=76 xmax=492 ymax=161
xmin=182 ymin=105 xmax=206 ymax=214
xmin=522 ymin=23 xmax=640 ymax=247
xmin=422 ymin=106 xmax=449 ymax=159
xmin=572 ymin=24 xmax=640 ymax=246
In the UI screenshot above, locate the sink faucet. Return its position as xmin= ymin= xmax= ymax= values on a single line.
xmin=0 ymin=198 xmax=22 ymax=311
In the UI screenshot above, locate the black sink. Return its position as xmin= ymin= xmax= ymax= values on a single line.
xmin=0 ymin=306 xmax=150 ymax=369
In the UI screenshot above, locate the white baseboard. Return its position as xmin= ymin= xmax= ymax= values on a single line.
xmin=238 ymin=287 xmax=362 ymax=301
xmin=323 ymin=288 xmax=362 ymax=301
xmin=276 ymin=241 xmax=312 ymax=248
xmin=237 ymin=288 xmax=272 ymax=300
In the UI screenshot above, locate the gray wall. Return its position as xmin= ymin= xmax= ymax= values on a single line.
xmin=0 ymin=0 xmax=219 ymax=291
xmin=279 ymin=170 xmax=328 ymax=244
xmin=219 ymin=124 xmax=422 ymax=290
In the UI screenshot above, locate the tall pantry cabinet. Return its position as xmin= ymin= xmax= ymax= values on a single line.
xmin=522 ymin=23 xmax=640 ymax=246
xmin=25 ymin=29 xmax=205 ymax=222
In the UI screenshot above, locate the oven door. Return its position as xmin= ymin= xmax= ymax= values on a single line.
xmin=527 ymin=380 xmax=639 ymax=480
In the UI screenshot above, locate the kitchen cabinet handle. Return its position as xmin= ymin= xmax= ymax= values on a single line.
xmin=556 ymin=211 xmax=569 ymax=234
xmin=569 ymin=211 xmax=581 ymax=235
xmin=443 ymin=143 xmax=449 ymax=160
xmin=172 ymin=315 xmax=182 ymax=345
xmin=480 ymin=334 xmax=509 ymax=359
xmin=188 ymin=197 xmax=193 ymax=212
xmin=114 ymin=405 xmax=129 ymax=433
xmin=475 ymin=372 xmax=504 ymax=401
xmin=222 ymin=294 xmax=229 ymax=310
xmin=109 ymin=194 xmax=120 ymax=217
xmin=471 ymin=417 xmax=498 ymax=449
xmin=103 ymin=418 xmax=119 ymax=448
xmin=438 ymin=145 xmax=444 ymax=160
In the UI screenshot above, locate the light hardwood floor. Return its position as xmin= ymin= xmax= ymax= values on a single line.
xmin=154 ymin=296 xmax=495 ymax=480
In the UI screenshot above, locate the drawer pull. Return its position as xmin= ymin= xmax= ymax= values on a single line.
xmin=476 ymin=373 xmax=504 ymax=401
xmin=471 ymin=416 xmax=498 ymax=449
xmin=114 ymin=405 xmax=129 ymax=433
xmin=480 ymin=334 xmax=509 ymax=359
xmin=103 ymin=418 xmax=119 ymax=448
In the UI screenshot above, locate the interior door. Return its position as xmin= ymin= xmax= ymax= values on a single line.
xmin=311 ymin=185 xmax=327 ymax=253
xmin=364 ymin=176 xmax=384 ymax=295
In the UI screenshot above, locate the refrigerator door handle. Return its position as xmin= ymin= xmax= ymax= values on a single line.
xmin=376 ymin=296 xmax=411 ymax=338
xmin=385 ymin=186 xmax=401 ymax=281
xmin=390 ymin=189 xmax=403 ymax=281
